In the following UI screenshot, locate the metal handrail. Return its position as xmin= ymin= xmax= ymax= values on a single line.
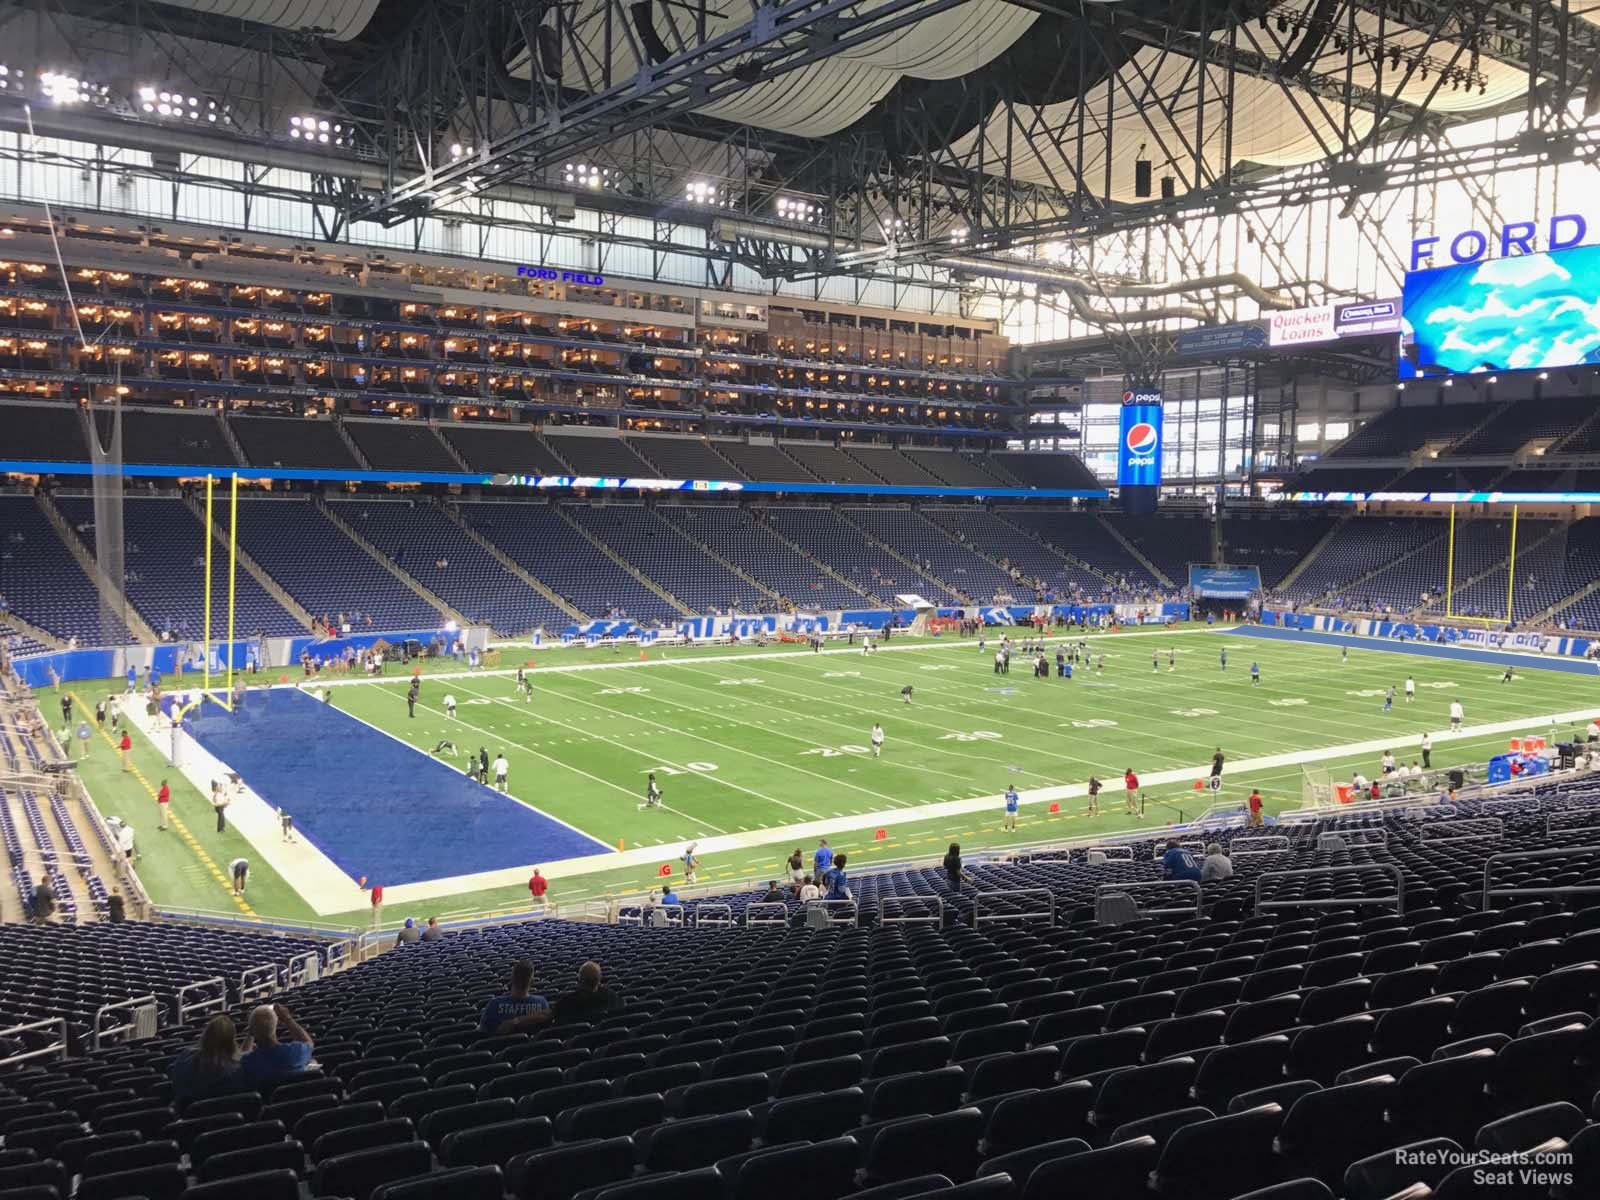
xmin=1482 ymin=844 xmax=1600 ymax=910
xmin=1419 ymin=818 xmax=1505 ymax=844
xmin=1230 ymin=846 xmax=1294 ymax=864
xmin=1082 ymin=845 xmax=1135 ymax=863
xmin=1312 ymin=827 xmax=1388 ymax=849
xmin=1149 ymin=839 xmax=1207 ymax=862
xmin=175 ymin=977 xmax=227 ymax=1023
xmin=1095 ymin=879 xmax=1202 ymax=918
xmin=285 ymin=951 xmax=321 ymax=987
xmin=0 ymin=1017 xmax=68 ymax=1067
xmin=92 ymin=994 xmax=158 ymax=1051
xmin=617 ymin=902 xmax=685 ymax=927
xmin=744 ymin=902 xmax=789 ymax=928
xmin=324 ymin=939 xmax=356 ymax=973
xmin=239 ymin=962 xmax=279 ymax=1005
xmin=1402 ymin=803 xmax=1460 ymax=819
xmin=1546 ymin=809 xmax=1600 ymax=838
xmin=878 ymin=895 xmax=944 ymax=926
xmin=694 ymin=903 xmax=734 ymax=928
xmin=972 ymin=888 xmax=1056 ymax=927
xmin=1254 ymin=864 xmax=1405 ymax=915
xmin=805 ymin=899 xmax=859 ymax=926
xmin=1229 ymin=835 xmax=1290 ymax=853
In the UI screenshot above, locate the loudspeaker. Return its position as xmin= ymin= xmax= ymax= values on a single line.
xmin=1160 ymin=176 xmax=1175 ymax=200
xmin=1134 ymin=160 xmax=1152 ymax=198
xmin=630 ymin=1 xmax=672 ymax=66
xmin=536 ymin=24 xmax=562 ymax=80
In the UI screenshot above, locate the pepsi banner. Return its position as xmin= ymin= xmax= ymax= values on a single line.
xmin=1118 ymin=391 xmax=1163 ymax=488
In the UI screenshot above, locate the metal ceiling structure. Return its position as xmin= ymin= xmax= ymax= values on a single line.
xmin=0 ymin=0 xmax=1596 ymax=382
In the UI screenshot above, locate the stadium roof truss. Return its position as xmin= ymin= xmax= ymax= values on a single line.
xmin=0 ymin=0 xmax=1597 ymax=356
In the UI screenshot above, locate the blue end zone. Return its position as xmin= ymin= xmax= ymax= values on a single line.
xmin=186 ymin=687 xmax=609 ymax=886
xmin=1230 ymin=624 xmax=1600 ymax=675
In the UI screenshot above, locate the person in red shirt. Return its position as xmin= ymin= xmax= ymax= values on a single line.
xmin=119 ymin=731 xmax=133 ymax=773
xmin=156 ymin=779 xmax=170 ymax=830
xmin=370 ymin=883 xmax=384 ymax=929
xmin=1247 ymin=788 xmax=1264 ymax=827
xmin=1123 ymin=769 xmax=1140 ymax=816
xmin=529 ymin=869 xmax=549 ymax=913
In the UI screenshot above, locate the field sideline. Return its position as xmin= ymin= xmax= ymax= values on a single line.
xmin=67 ymin=624 xmax=1599 ymax=927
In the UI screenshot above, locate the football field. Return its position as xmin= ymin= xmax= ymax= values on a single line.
xmin=71 ymin=625 xmax=1600 ymax=927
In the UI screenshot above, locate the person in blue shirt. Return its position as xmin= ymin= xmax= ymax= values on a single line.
xmin=660 ymin=884 xmax=680 ymax=905
xmin=169 ymin=1014 xmax=244 ymax=1109
xmin=479 ymin=960 xmax=552 ymax=1034
xmin=150 ymin=667 xmax=162 ymax=691
xmin=813 ymin=838 xmax=833 ymax=877
xmin=1250 ymin=662 xmax=1260 ymax=687
xmin=126 ymin=666 xmax=137 ymax=693
xmin=824 ymin=853 xmax=850 ymax=900
xmin=1002 ymin=785 xmax=1020 ymax=832
xmin=1160 ymin=841 xmax=1202 ymax=882
xmin=239 ymin=1004 xmax=314 ymax=1084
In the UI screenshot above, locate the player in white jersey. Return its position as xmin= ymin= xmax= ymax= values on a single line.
xmin=870 ymin=723 xmax=885 ymax=757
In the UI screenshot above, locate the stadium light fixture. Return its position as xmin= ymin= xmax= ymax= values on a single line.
xmin=138 ymin=86 xmax=226 ymax=123
xmin=289 ymin=114 xmax=353 ymax=146
xmin=39 ymin=71 xmax=107 ymax=105
xmin=774 ymin=196 xmax=822 ymax=225
xmin=563 ymin=162 xmax=613 ymax=189
xmin=685 ymin=179 xmax=728 ymax=207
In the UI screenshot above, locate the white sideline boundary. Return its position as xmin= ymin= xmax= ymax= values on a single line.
xmin=346 ymin=703 xmax=1600 ymax=912
xmin=300 ymin=624 xmax=1206 ymax=689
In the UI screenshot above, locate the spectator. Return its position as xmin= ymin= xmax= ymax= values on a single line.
xmin=240 ymin=1004 xmax=314 ymax=1084
xmin=31 ymin=880 xmax=54 ymax=924
xmin=942 ymin=842 xmax=972 ymax=891
xmin=824 ymin=853 xmax=851 ymax=901
xmin=420 ymin=916 xmax=445 ymax=941
xmin=106 ymin=891 xmax=126 ymax=923
xmin=660 ymin=883 xmax=680 ymax=906
xmin=1201 ymin=843 xmax=1234 ymax=881
xmin=169 ymin=1014 xmax=243 ymax=1108
xmin=1160 ymin=841 xmax=1202 ymax=882
xmin=395 ymin=917 xmax=421 ymax=946
xmin=761 ymin=880 xmax=784 ymax=903
xmin=798 ymin=874 xmax=821 ymax=902
xmin=480 ymin=960 xmax=551 ymax=1034
xmin=551 ymin=961 xmax=619 ymax=1024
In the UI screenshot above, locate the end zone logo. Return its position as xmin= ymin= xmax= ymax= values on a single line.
xmin=1125 ymin=422 xmax=1158 ymax=458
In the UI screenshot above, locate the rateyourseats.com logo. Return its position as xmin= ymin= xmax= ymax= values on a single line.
xmin=1396 ymin=1146 xmax=1572 ymax=1189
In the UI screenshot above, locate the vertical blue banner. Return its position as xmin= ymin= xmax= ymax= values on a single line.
xmin=1118 ymin=391 xmax=1164 ymax=488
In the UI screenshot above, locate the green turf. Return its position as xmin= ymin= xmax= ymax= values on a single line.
xmin=63 ymin=626 xmax=1600 ymax=927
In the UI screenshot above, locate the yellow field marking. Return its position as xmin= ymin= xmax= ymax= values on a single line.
xmin=75 ymin=693 xmax=255 ymax=917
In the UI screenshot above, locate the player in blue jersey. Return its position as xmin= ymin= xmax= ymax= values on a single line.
xmin=1002 ymin=785 xmax=1020 ymax=832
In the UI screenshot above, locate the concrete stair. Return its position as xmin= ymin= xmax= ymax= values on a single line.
xmin=34 ymin=493 xmax=159 ymax=643
xmin=316 ymin=500 xmax=470 ymax=627
xmin=553 ymin=509 xmax=693 ymax=616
